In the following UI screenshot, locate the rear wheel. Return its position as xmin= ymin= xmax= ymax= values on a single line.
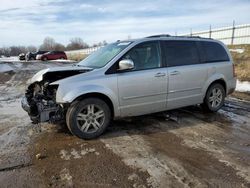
xmin=66 ymin=98 xmax=111 ymax=139
xmin=202 ymin=83 xmax=225 ymax=112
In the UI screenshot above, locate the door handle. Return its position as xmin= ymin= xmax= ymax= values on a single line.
xmin=170 ymin=71 xmax=180 ymax=75
xmin=154 ymin=72 xmax=166 ymax=77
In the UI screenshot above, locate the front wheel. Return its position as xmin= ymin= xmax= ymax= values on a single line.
xmin=66 ymin=98 xmax=111 ymax=139
xmin=202 ymin=83 xmax=225 ymax=112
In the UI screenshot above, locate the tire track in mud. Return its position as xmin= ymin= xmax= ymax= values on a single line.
xmin=101 ymin=132 xmax=201 ymax=188
xmin=171 ymin=105 xmax=250 ymax=185
xmin=30 ymin=124 xmax=151 ymax=188
xmin=102 ymin=114 xmax=248 ymax=187
xmin=144 ymin=132 xmax=247 ymax=188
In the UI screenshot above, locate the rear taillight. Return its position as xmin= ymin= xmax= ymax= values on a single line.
xmin=232 ymin=64 xmax=236 ymax=77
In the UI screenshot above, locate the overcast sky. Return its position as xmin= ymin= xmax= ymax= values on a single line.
xmin=0 ymin=0 xmax=250 ymax=46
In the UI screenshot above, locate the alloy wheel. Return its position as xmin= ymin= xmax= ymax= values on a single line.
xmin=208 ymin=88 xmax=223 ymax=108
xmin=76 ymin=104 xmax=105 ymax=133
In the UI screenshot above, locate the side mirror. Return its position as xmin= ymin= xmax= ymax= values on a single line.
xmin=118 ymin=59 xmax=134 ymax=71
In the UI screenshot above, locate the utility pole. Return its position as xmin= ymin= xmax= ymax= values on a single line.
xmin=209 ymin=25 xmax=212 ymax=38
xmin=231 ymin=20 xmax=235 ymax=45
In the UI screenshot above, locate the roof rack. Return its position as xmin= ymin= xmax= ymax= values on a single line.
xmin=177 ymin=35 xmax=201 ymax=38
xmin=146 ymin=34 xmax=212 ymax=40
xmin=146 ymin=34 xmax=171 ymax=38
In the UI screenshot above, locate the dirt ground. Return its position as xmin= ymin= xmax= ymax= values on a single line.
xmin=0 ymin=62 xmax=249 ymax=188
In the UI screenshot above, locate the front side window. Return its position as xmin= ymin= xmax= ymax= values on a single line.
xmin=163 ymin=41 xmax=199 ymax=67
xmin=123 ymin=41 xmax=161 ymax=70
xmin=78 ymin=42 xmax=131 ymax=68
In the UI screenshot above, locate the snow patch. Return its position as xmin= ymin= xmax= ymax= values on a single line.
xmin=70 ymin=148 xmax=81 ymax=159
xmin=229 ymin=48 xmax=245 ymax=54
xmin=60 ymin=168 xmax=73 ymax=186
xmin=0 ymin=56 xmax=20 ymax=63
xmin=0 ymin=63 xmax=14 ymax=72
xmin=59 ymin=147 xmax=98 ymax=160
xmin=50 ymin=59 xmax=76 ymax=63
xmin=236 ymin=80 xmax=250 ymax=92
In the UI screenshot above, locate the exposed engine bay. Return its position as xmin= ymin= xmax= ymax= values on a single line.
xmin=22 ymin=68 xmax=91 ymax=123
xmin=24 ymin=81 xmax=62 ymax=123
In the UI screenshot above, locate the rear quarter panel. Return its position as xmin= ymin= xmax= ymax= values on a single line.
xmin=201 ymin=41 xmax=236 ymax=97
xmin=202 ymin=61 xmax=236 ymax=97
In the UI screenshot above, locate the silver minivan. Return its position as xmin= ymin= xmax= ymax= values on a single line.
xmin=22 ymin=35 xmax=236 ymax=139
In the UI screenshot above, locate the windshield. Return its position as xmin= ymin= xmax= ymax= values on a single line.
xmin=77 ymin=41 xmax=131 ymax=68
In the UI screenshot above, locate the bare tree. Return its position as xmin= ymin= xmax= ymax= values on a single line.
xmin=39 ymin=37 xmax=66 ymax=51
xmin=27 ymin=45 xmax=37 ymax=52
xmin=9 ymin=46 xmax=28 ymax=56
xmin=0 ymin=47 xmax=11 ymax=56
xmin=66 ymin=37 xmax=89 ymax=50
xmin=40 ymin=37 xmax=56 ymax=51
xmin=0 ymin=36 xmax=91 ymax=57
xmin=92 ymin=41 xmax=106 ymax=47
xmin=54 ymin=43 xmax=66 ymax=51
xmin=102 ymin=40 xmax=108 ymax=46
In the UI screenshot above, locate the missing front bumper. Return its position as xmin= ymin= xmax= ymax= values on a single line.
xmin=21 ymin=96 xmax=63 ymax=123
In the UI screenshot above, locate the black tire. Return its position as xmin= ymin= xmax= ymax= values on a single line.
xmin=202 ymin=83 xmax=225 ymax=112
xmin=66 ymin=98 xmax=111 ymax=139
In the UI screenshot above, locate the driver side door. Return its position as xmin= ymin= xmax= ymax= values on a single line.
xmin=117 ymin=41 xmax=168 ymax=117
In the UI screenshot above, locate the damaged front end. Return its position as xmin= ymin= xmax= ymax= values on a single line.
xmin=22 ymin=82 xmax=62 ymax=123
xmin=21 ymin=67 xmax=92 ymax=123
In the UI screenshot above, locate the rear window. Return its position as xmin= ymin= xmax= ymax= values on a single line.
xmin=201 ymin=41 xmax=229 ymax=63
xmin=163 ymin=41 xmax=199 ymax=67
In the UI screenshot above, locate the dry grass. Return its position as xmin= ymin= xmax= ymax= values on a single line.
xmin=230 ymin=91 xmax=250 ymax=101
xmin=229 ymin=44 xmax=250 ymax=82
xmin=234 ymin=61 xmax=250 ymax=82
xmin=67 ymin=53 xmax=89 ymax=62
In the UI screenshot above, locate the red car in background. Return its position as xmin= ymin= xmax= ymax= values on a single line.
xmin=37 ymin=51 xmax=67 ymax=61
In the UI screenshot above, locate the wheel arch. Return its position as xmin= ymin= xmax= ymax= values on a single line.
xmin=72 ymin=92 xmax=115 ymax=119
xmin=204 ymin=79 xmax=227 ymax=100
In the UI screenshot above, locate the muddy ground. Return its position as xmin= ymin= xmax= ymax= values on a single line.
xmin=0 ymin=62 xmax=249 ymax=188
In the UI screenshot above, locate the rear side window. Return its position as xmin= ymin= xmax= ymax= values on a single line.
xmin=163 ymin=41 xmax=199 ymax=67
xmin=201 ymin=41 xmax=229 ymax=63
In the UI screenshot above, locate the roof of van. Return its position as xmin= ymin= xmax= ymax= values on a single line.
xmin=120 ymin=34 xmax=215 ymax=43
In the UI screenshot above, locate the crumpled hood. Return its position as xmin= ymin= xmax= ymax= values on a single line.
xmin=28 ymin=65 xmax=93 ymax=84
